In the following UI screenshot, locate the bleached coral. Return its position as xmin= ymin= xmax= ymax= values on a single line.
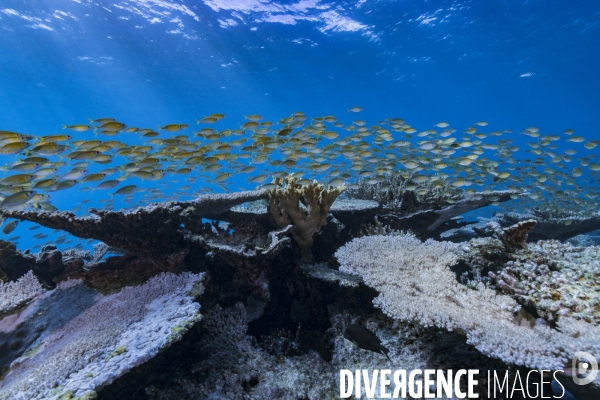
xmin=0 ymin=271 xmax=44 ymax=316
xmin=335 ymin=234 xmax=600 ymax=370
xmin=0 ymin=272 xmax=204 ymax=400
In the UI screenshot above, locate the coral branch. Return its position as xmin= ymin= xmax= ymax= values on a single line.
xmin=267 ymin=177 xmax=344 ymax=262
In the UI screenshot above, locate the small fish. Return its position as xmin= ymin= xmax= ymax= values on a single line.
xmin=89 ymin=118 xmax=116 ymax=124
xmin=2 ymin=220 xmax=18 ymax=235
xmin=0 ymin=191 xmax=34 ymax=208
xmin=196 ymin=117 xmax=219 ymax=124
xmin=348 ymin=107 xmax=363 ymax=113
xmin=62 ymin=124 xmax=92 ymax=131
xmin=95 ymin=180 xmax=121 ymax=190
xmin=114 ymin=185 xmax=137 ymax=195
xmin=519 ymin=71 xmax=538 ymax=78
xmin=249 ymin=175 xmax=268 ymax=183
xmin=158 ymin=124 xmax=188 ymax=132
xmin=0 ymin=142 xmax=30 ymax=154
xmin=0 ymin=174 xmax=35 ymax=186
xmin=98 ymin=121 xmax=126 ymax=131
xmin=328 ymin=178 xmax=344 ymax=187
xmin=343 ymin=324 xmax=391 ymax=361
xmin=51 ymin=180 xmax=79 ymax=191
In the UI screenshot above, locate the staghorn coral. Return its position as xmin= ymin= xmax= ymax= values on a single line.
xmin=357 ymin=216 xmax=404 ymax=237
xmin=335 ymin=233 xmax=600 ymax=371
xmin=267 ymin=177 xmax=345 ymax=262
xmin=0 ymin=272 xmax=204 ymax=400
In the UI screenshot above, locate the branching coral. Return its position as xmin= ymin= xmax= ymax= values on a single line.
xmin=267 ymin=177 xmax=344 ymax=262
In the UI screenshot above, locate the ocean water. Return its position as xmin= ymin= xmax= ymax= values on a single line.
xmin=1 ymin=0 xmax=599 ymax=250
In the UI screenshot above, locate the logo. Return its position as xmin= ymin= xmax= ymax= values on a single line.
xmin=572 ymin=351 xmax=598 ymax=385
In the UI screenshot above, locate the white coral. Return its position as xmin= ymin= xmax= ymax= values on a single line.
xmin=0 ymin=272 xmax=204 ymax=400
xmin=0 ymin=271 xmax=44 ymax=315
xmin=335 ymin=233 xmax=600 ymax=370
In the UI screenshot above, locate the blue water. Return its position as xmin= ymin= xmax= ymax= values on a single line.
xmin=1 ymin=0 xmax=599 ymax=250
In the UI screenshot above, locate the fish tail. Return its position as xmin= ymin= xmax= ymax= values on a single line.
xmin=62 ymin=124 xmax=67 ymax=129
xmin=195 ymin=119 xmax=200 ymax=124
xmin=157 ymin=124 xmax=162 ymax=131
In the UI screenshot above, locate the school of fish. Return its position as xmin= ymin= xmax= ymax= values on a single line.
xmin=1 ymin=110 xmax=599 ymax=245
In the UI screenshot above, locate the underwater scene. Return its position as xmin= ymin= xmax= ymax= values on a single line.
xmin=1 ymin=0 xmax=599 ymax=399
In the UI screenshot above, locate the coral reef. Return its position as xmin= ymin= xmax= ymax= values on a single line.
xmin=335 ymin=234 xmax=600 ymax=371
xmin=0 ymin=240 xmax=36 ymax=282
xmin=267 ymin=177 xmax=345 ymax=262
xmin=328 ymin=199 xmax=380 ymax=232
xmin=374 ymin=190 xmax=519 ymax=238
xmin=0 ymin=272 xmax=204 ymax=400
xmin=1 ymin=183 xmax=597 ymax=399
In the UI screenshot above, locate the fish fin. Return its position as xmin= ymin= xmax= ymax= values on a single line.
xmin=62 ymin=124 xmax=67 ymax=129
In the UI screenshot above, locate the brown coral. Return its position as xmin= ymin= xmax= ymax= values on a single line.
xmin=267 ymin=177 xmax=345 ymax=262
xmin=495 ymin=219 xmax=537 ymax=251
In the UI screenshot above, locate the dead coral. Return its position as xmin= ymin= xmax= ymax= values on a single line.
xmin=267 ymin=177 xmax=344 ymax=262
xmin=488 ymin=219 xmax=537 ymax=251
xmin=495 ymin=211 xmax=600 ymax=242
xmin=372 ymin=190 xmax=520 ymax=239
xmin=0 ymin=190 xmax=267 ymax=258
xmin=0 ymin=240 xmax=36 ymax=281
xmin=345 ymin=173 xmax=451 ymax=213
xmin=183 ymin=225 xmax=292 ymax=298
